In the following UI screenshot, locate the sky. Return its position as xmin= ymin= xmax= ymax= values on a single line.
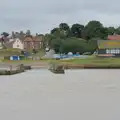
xmin=0 ymin=0 xmax=120 ymax=34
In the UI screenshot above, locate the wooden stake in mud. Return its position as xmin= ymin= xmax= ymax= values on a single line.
xmin=9 ymin=65 xmax=12 ymax=72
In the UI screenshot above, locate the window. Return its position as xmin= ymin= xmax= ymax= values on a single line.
xmin=106 ymin=49 xmax=110 ymax=54
xmin=111 ymin=49 xmax=114 ymax=54
xmin=107 ymin=49 xmax=120 ymax=54
xmin=113 ymin=49 xmax=116 ymax=54
xmin=117 ymin=49 xmax=120 ymax=54
xmin=116 ymin=49 xmax=118 ymax=54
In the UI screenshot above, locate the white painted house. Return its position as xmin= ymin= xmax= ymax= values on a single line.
xmin=13 ymin=38 xmax=24 ymax=50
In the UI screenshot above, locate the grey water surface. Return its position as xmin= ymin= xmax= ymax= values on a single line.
xmin=0 ymin=69 xmax=120 ymax=120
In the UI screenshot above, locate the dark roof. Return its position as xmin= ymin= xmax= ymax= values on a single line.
xmin=98 ymin=40 xmax=120 ymax=49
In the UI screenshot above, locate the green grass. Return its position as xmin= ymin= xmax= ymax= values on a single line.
xmin=0 ymin=48 xmax=21 ymax=57
xmin=57 ymin=57 xmax=120 ymax=67
xmin=2 ymin=53 xmax=120 ymax=68
xmin=0 ymin=48 xmax=45 ymax=57
xmin=32 ymin=49 xmax=45 ymax=57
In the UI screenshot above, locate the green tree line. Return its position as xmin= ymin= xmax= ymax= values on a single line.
xmin=44 ymin=21 xmax=120 ymax=54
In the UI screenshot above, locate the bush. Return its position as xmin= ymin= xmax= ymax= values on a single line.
xmin=4 ymin=56 xmax=10 ymax=60
xmin=60 ymin=38 xmax=97 ymax=54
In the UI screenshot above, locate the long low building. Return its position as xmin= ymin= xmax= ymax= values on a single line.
xmin=97 ymin=40 xmax=120 ymax=57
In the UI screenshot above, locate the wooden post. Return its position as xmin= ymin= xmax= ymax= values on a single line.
xmin=10 ymin=65 xmax=12 ymax=72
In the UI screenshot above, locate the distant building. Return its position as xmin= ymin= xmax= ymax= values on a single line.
xmin=13 ymin=38 xmax=24 ymax=49
xmin=4 ymin=41 xmax=14 ymax=49
xmin=3 ymin=34 xmax=44 ymax=51
xmin=4 ymin=38 xmax=24 ymax=50
xmin=97 ymin=40 xmax=120 ymax=57
xmin=24 ymin=36 xmax=43 ymax=51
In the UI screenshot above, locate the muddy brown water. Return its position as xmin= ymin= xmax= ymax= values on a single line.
xmin=0 ymin=69 xmax=120 ymax=120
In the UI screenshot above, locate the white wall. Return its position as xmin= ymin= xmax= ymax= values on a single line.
xmin=13 ymin=39 xmax=24 ymax=50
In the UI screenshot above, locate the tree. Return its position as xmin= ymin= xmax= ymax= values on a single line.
xmin=60 ymin=38 xmax=97 ymax=54
xmin=50 ymin=38 xmax=63 ymax=53
xmin=115 ymin=27 xmax=120 ymax=34
xmin=71 ymin=24 xmax=84 ymax=38
xmin=59 ymin=23 xmax=70 ymax=31
xmin=51 ymin=28 xmax=60 ymax=34
xmin=51 ymin=28 xmax=67 ymax=39
xmin=1 ymin=32 xmax=9 ymax=37
xmin=59 ymin=23 xmax=70 ymax=37
xmin=61 ymin=38 xmax=87 ymax=54
xmin=82 ymin=20 xmax=105 ymax=40
xmin=44 ymin=34 xmax=54 ymax=48
xmin=107 ymin=27 xmax=116 ymax=35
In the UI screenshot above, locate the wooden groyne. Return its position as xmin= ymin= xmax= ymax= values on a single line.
xmin=49 ymin=63 xmax=65 ymax=74
xmin=49 ymin=62 xmax=120 ymax=74
xmin=0 ymin=64 xmax=31 ymax=75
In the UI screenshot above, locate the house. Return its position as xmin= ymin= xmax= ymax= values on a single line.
xmin=13 ymin=38 xmax=24 ymax=49
xmin=97 ymin=40 xmax=120 ymax=57
xmin=24 ymin=35 xmax=43 ymax=51
xmin=4 ymin=38 xmax=24 ymax=50
xmin=4 ymin=41 xmax=14 ymax=49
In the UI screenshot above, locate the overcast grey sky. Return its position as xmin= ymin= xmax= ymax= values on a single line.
xmin=0 ymin=0 xmax=120 ymax=34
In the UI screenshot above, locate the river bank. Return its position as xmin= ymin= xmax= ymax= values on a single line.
xmin=49 ymin=57 xmax=120 ymax=70
xmin=1 ymin=57 xmax=120 ymax=71
xmin=0 ymin=64 xmax=32 ymax=75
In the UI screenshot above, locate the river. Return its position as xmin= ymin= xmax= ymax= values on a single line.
xmin=0 ymin=69 xmax=120 ymax=120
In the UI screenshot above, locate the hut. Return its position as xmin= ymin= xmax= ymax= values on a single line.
xmin=97 ymin=40 xmax=120 ymax=57
xmin=10 ymin=56 xmax=20 ymax=60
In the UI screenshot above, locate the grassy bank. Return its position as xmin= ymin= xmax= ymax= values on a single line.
xmin=0 ymin=49 xmax=21 ymax=57
xmin=1 ymin=57 xmax=120 ymax=68
xmin=58 ymin=57 xmax=120 ymax=68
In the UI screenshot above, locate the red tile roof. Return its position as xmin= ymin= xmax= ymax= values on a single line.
xmin=108 ymin=35 xmax=120 ymax=40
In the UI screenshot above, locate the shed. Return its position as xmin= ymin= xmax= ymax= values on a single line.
xmin=10 ymin=56 xmax=20 ymax=60
xmin=97 ymin=40 xmax=120 ymax=57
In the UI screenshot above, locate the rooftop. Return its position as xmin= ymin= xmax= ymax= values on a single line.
xmin=108 ymin=35 xmax=120 ymax=40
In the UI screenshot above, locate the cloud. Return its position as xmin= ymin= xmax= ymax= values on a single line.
xmin=0 ymin=0 xmax=120 ymax=34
